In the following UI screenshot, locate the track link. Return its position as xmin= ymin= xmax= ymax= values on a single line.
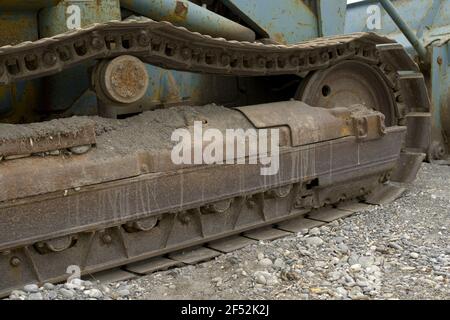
xmin=84 ymin=203 xmax=374 ymax=288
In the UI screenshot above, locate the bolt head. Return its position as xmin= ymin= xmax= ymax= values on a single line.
xmin=10 ymin=257 xmax=21 ymax=267
xmin=138 ymin=33 xmax=150 ymax=46
xmin=91 ymin=37 xmax=104 ymax=49
xmin=102 ymin=234 xmax=112 ymax=244
xmin=43 ymin=52 xmax=57 ymax=66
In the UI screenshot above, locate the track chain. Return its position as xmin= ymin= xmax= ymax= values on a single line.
xmin=0 ymin=18 xmax=392 ymax=85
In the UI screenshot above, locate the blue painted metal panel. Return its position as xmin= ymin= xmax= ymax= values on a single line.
xmin=346 ymin=0 xmax=450 ymax=148
xmin=39 ymin=0 xmax=121 ymax=37
xmin=317 ymin=0 xmax=347 ymax=37
xmin=346 ymin=0 xmax=450 ymax=50
xmin=222 ymin=0 xmax=319 ymax=44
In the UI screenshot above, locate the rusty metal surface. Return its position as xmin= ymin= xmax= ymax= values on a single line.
xmin=391 ymin=151 xmax=426 ymax=183
xmin=236 ymin=101 xmax=387 ymax=147
xmin=94 ymin=55 xmax=149 ymax=104
xmin=405 ymin=112 xmax=431 ymax=154
xmin=0 ymin=102 xmax=388 ymax=203
xmin=169 ymin=247 xmax=221 ymax=265
xmin=365 ymin=183 xmax=406 ymax=205
xmin=0 ymin=117 xmax=95 ymax=158
xmin=306 ymin=207 xmax=354 ymax=223
xmin=207 ymin=236 xmax=257 ymax=254
xmin=236 ymin=101 xmax=348 ymax=147
xmin=243 ymin=227 xmax=291 ymax=241
xmin=296 ymin=60 xmax=398 ymax=127
xmin=0 ymin=126 xmax=404 ymax=250
xmin=0 ymin=14 xmax=430 ymax=296
xmin=125 ymin=256 xmax=183 ymax=275
xmin=0 ymin=153 xmax=146 ymax=203
xmin=0 ymin=126 xmax=405 ymax=294
xmin=276 ymin=216 xmax=325 ymax=233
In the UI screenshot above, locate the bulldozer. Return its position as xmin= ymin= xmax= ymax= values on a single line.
xmin=0 ymin=0 xmax=445 ymax=295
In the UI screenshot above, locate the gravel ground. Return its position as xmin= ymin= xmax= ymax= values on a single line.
xmin=8 ymin=163 xmax=450 ymax=300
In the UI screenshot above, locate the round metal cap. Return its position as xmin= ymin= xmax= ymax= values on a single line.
xmin=101 ymin=55 xmax=149 ymax=104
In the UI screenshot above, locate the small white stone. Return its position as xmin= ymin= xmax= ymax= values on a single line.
xmin=259 ymin=258 xmax=273 ymax=267
xmin=350 ymin=264 xmax=362 ymax=273
xmin=23 ymin=284 xmax=39 ymax=293
xmin=28 ymin=292 xmax=43 ymax=300
xmin=274 ymin=258 xmax=285 ymax=268
xmin=255 ymin=274 xmax=267 ymax=285
xmin=43 ymin=283 xmax=55 ymax=290
xmin=60 ymin=288 xmax=75 ymax=298
xmin=70 ymin=278 xmax=85 ymax=286
xmin=305 ymin=237 xmax=324 ymax=247
xmin=87 ymin=288 xmax=103 ymax=299
xmin=410 ymin=252 xmax=419 ymax=259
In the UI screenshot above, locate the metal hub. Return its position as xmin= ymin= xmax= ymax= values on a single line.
xmin=296 ymin=61 xmax=397 ymax=126
xmin=99 ymin=55 xmax=149 ymax=104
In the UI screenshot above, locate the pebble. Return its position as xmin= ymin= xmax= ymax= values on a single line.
xmin=255 ymin=273 xmax=267 ymax=285
xmin=117 ymin=289 xmax=130 ymax=297
xmin=259 ymin=258 xmax=273 ymax=267
xmin=70 ymin=145 xmax=91 ymax=155
xmin=335 ymin=287 xmax=348 ymax=298
xmin=86 ymin=289 xmax=103 ymax=298
xmin=60 ymin=288 xmax=75 ymax=299
xmin=11 ymin=290 xmax=26 ymax=297
xmin=28 ymin=293 xmax=43 ymax=300
xmin=358 ymin=256 xmax=375 ymax=268
xmin=328 ymin=271 xmax=342 ymax=281
xmin=314 ymin=261 xmax=327 ymax=268
xmin=47 ymin=291 xmax=58 ymax=300
xmin=337 ymin=243 xmax=349 ymax=252
xmin=410 ymin=252 xmax=420 ymax=259
xmin=350 ymin=264 xmax=362 ymax=273
xmin=43 ymin=283 xmax=55 ymax=290
xmin=23 ymin=284 xmax=39 ymax=293
xmin=70 ymin=278 xmax=85 ymax=287
xmin=65 ymin=283 xmax=80 ymax=291
xmin=305 ymin=237 xmax=324 ymax=247
xmin=274 ymin=258 xmax=285 ymax=269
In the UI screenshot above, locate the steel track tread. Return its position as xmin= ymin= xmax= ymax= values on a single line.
xmin=80 ymin=202 xmax=375 ymax=292
xmin=0 ymin=17 xmax=394 ymax=85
